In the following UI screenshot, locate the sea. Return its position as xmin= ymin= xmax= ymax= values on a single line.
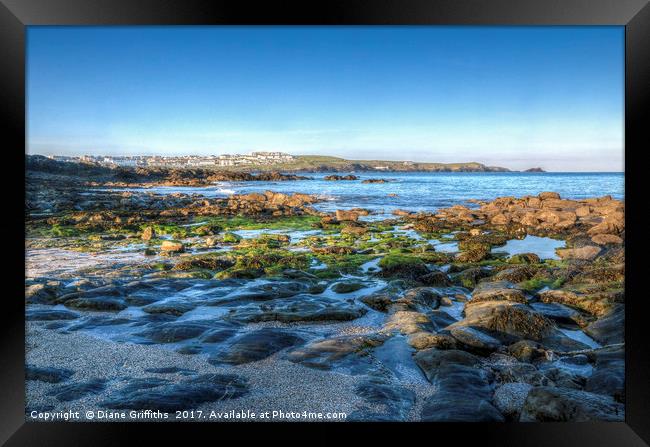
xmin=113 ymin=172 xmax=625 ymax=220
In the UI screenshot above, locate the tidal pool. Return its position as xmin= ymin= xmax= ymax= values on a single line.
xmin=491 ymin=235 xmax=565 ymax=260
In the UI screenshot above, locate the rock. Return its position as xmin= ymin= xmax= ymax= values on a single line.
xmin=507 ymin=253 xmax=541 ymax=264
xmin=416 ymin=349 xmax=504 ymax=421
xmin=174 ymin=257 xmax=234 ymax=271
xmin=455 ymin=301 xmax=555 ymax=343
xmin=448 ymin=326 xmax=503 ymax=352
xmin=584 ymin=305 xmax=624 ymax=345
xmin=103 ymin=374 xmax=248 ymax=411
xmin=591 ymin=234 xmax=623 ymax=245
xmin=407 ymin=332 xmax=451 ymax=350
xmin=49 ymin=378 xmax=107 ymax=401
xmin=136 ymin=321 xmax=213 ymax=343
xmin=493 ymin=382 xmax=533 ymax=418
xmin=26 ymin=309 xmax=80 ymax=321
xmin=287 ymin=334 xmax=385 ymax=369
xmin=470 ymin=281 xmax=527 ymax=304
xmin=141 ymin=301 xmax=195 ymax=316
xmin=520 ymin=386 xmax=624 ymax=421
xmin=585 ymin=346 xmax=624 ymax=401
xmin=556 ymin=245 xmax=601 ymax=261
xmin=341 ymin=225 xmax=368 ymax=236
xmin=493 ymin=266 xmax=535 ymax=283
xmin=160 ymin=240 xmax=184 ymax=253
xmin=429 ymin=310 xmax=458 ymax=331
xmin=335 ymin=209 xmax=359 ymax=222
xmin=312 ymin=245 xmax=356 ymax=256
xmin=224 ymin=295 xmax=367 ymax=323
xmin=452 ymin=267 xmax=492 ymax=288
xmin=530 ymin=302 xmax=588 ymax=327
xmin=141 ymin=226 xmax=156 ymax=241
xmin=378 ymin=255 xmax=429 ymax=280
xmin=455 ymin=246 xmax=491 ymax=262
xmin=414 ymin=348 xmax=479 ymax=380
xmin=25 ymin=283 xmax=61 ymax=304
xmin=399 ymin=287 xmax=441 ymax=310
xmin=199 ymin=327 xmax=239 ymax=343
xmin=222 ymin=232 xmax=242 ymax=243
xmin=508 ymin=340 xmax=549 ymax=363
xmin=331 ymin=281 xmax=366 ymax=294
xmin=26 ymin=365 xmax=74 ymax=383
xmin=361 ymin=178 xmax=390 ymax=184
xmin=360 ymin=293 xmax=394 ymax=312
xmin=353 ymin=378 xmax=416 ymax=421
xmin=209 ymin=328 xmax=304 ymax=365
xmin=491 ymin=214 xmax=510 ymax=225
xmin=539 ymin=192 xmax=561 ymax=200
xmin=64 ymin=297 xmax=127 ymax=311
xmin=325 ymin=175 xmax=358 ymax=181
xmin=204 ymin=236 xmax=219 ymax=247
xmin=384 ymin=310 xmax=432 ymax=335
xmin=418 ymin=271 xmax=452 ymax=287
xmin=539 ymin=289 xmax=613 ymax=317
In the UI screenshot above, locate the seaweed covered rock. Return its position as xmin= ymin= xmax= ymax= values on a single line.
xmin=378 ymin=255 xmax=429 ymax=280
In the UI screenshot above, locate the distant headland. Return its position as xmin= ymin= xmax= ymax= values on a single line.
xmin=33 ymin=152 xmax=545 ymax=173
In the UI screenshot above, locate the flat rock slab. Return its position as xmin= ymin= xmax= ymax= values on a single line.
xmin=530 ymin=302 xmax=587 ymax=327
xmin=287 ymin=334 xmax=386 ymax=370
xmin=136 ymin=321 xmax=221 ymax=343
xmin=415 ymin=349 xmax=503 ymax=422
xmin=63 ymin=297 xmax=127 ymax=311
xmin=223 ymin=295 xmax=367 ymax=323
xmin=26 ymin=309 xmax=80 ymax=321
xmin=49 ymin=378 xmax=107 ymax=401
xmin=102 ymin=374 xmax=249 ymax=411
xmin=26 ymin=365 xmax=74 ymax=383
xmin=209 ymin=328 xmax=304 ymax=365
xmin=352 ymin=378 xmax=416 ymax=421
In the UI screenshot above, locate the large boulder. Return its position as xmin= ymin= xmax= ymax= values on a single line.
xmin=452 ymin=301 xmax=555 ymax=343
xmin=585 ymin=346 xmax=624 ymax=402
xmin=415 ymin=349 xmax=504 ymax=422
xmin=520 ymin=387 xmax=624 ymax=421
xmin=584 ymin=305 xmax=624 ymax=346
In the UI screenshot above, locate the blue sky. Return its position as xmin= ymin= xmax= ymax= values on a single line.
xmin=27 ymin=26 xmax=624 ymax=171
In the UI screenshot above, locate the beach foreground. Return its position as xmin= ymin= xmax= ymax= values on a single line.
xmin=25 ymin=163 xmax=625 ymax=422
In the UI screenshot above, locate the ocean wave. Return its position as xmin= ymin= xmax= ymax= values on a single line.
xmin=217 ymin=188 xmax=236 ymax=195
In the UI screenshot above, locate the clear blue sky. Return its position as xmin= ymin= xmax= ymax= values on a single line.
xmin=27 ymin=26 xmax=624 ymax=171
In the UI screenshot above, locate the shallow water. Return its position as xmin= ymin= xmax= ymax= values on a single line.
xmin=559 ymin=328 xmax=602 ymax=350
xmin=491 ymin=235 xmax=565 ymax=260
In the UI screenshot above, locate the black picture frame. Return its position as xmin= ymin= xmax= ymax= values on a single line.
xmin=3 ymin=0 xmax=648 ymax=444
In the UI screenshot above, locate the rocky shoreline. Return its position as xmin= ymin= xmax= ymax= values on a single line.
xmin=25 ymin=166 xmax=625 ymax=422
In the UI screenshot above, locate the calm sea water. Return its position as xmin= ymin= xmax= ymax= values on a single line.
xmin=114 ymin=172 xmax=624 ymax=218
